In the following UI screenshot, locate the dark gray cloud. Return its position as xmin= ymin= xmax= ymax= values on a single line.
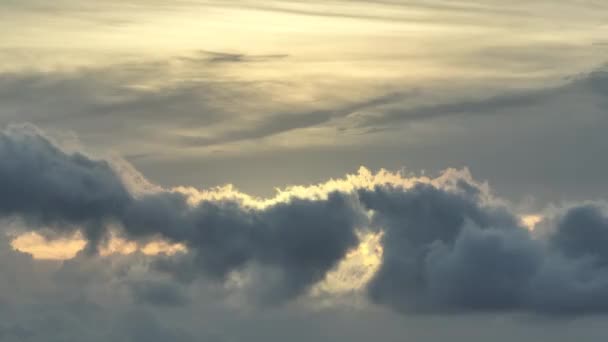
xmin=4 ymin=125 xmax=608 ymax=316
xmin=360 ymin=183 xmax=535 ymax=313
xmin=122 ymin=190 xmax=363 ymax=303
xmin=0 ymin=126 xmax=363 ymax=302
xmin=0 ymin=126 xmax=131 ymax=246
xmin=0 ymin=232 xmax=203 ymax=342
xmin=5 ymin=228 xmax=607 ymax=342
xmin=359 ymin=182 xmax=608 ymax=315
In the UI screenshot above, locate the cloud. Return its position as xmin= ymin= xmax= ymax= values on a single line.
xmin=123 ymin=191 xmax=364 ymax=304
xmin=350 ymin=68 xmax=608 ymax=131
xmin=0 ymin=62 xmax=402 ymax=154
xmin=212 ymin=0 xmax=544 ymax=25
xmin=0 ymin=125 xmax=365 ymax=303
xmin=0 ymin=124 xmax=131 ymax=246
xmin=550 ymin=205 xmax=608 ymax=263
xmin=117 ymin=310 xmax=196 ymax=342
xmin=352 ymin=87 xmax=557 ymax=130
xmin=174 ymin=91 xmax=406 ymax=147
xmin=360 ymin=181 xmax=530 ymax=312
xmin=3 ymin=125 xmax=608 ymax=316
xmin=0 ymin=66 xmax=232 ymax=141
xmin=1 ymin=1 xmax=608 ymax=339
xmin=177 ymin=110 xmax=334 ymax=147
xmin=360 ymin=182 xmax=608 ymax=315
xmin=180 ymin=50 xmax=289 ymax=64
xmin=130 ymin=280 xmax=188 ymax=307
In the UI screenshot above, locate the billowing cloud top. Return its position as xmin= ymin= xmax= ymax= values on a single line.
xmin=2 ymin=125 xmax=608 ymax=318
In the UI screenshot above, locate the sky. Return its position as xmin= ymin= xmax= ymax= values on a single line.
xmin=1 ymin=1 xmax=608 ymax=341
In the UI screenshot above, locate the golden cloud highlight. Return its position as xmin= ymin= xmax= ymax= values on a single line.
xmin=175 ymin=166 xmax=482 ymax=209
xmin=521 ymin=214 xmax=543 ymax=230
xmin=11 ymin=232 xmax=185 ymax=260
xmin=312 ymin=231 xmax=384 ymax=296
xmin=10 ymin=166 xmax=480 ymax=264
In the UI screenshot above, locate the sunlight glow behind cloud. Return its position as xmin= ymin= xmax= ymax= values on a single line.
xmin=12 ymin=232 xmax=186 ymax=260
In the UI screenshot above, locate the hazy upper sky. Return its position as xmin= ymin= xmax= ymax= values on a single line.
xmin=1 ymin=1 xmax=608 ymax=341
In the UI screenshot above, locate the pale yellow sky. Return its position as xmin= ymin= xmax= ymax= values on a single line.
xmin=2 ymin=0 xmax=607 ymax=77
xmin=1 ymin=1 xmax=607 ymax=200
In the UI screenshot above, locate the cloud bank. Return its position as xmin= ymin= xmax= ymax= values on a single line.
xmin=2 ymin=125 xmax=608 ymax=315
